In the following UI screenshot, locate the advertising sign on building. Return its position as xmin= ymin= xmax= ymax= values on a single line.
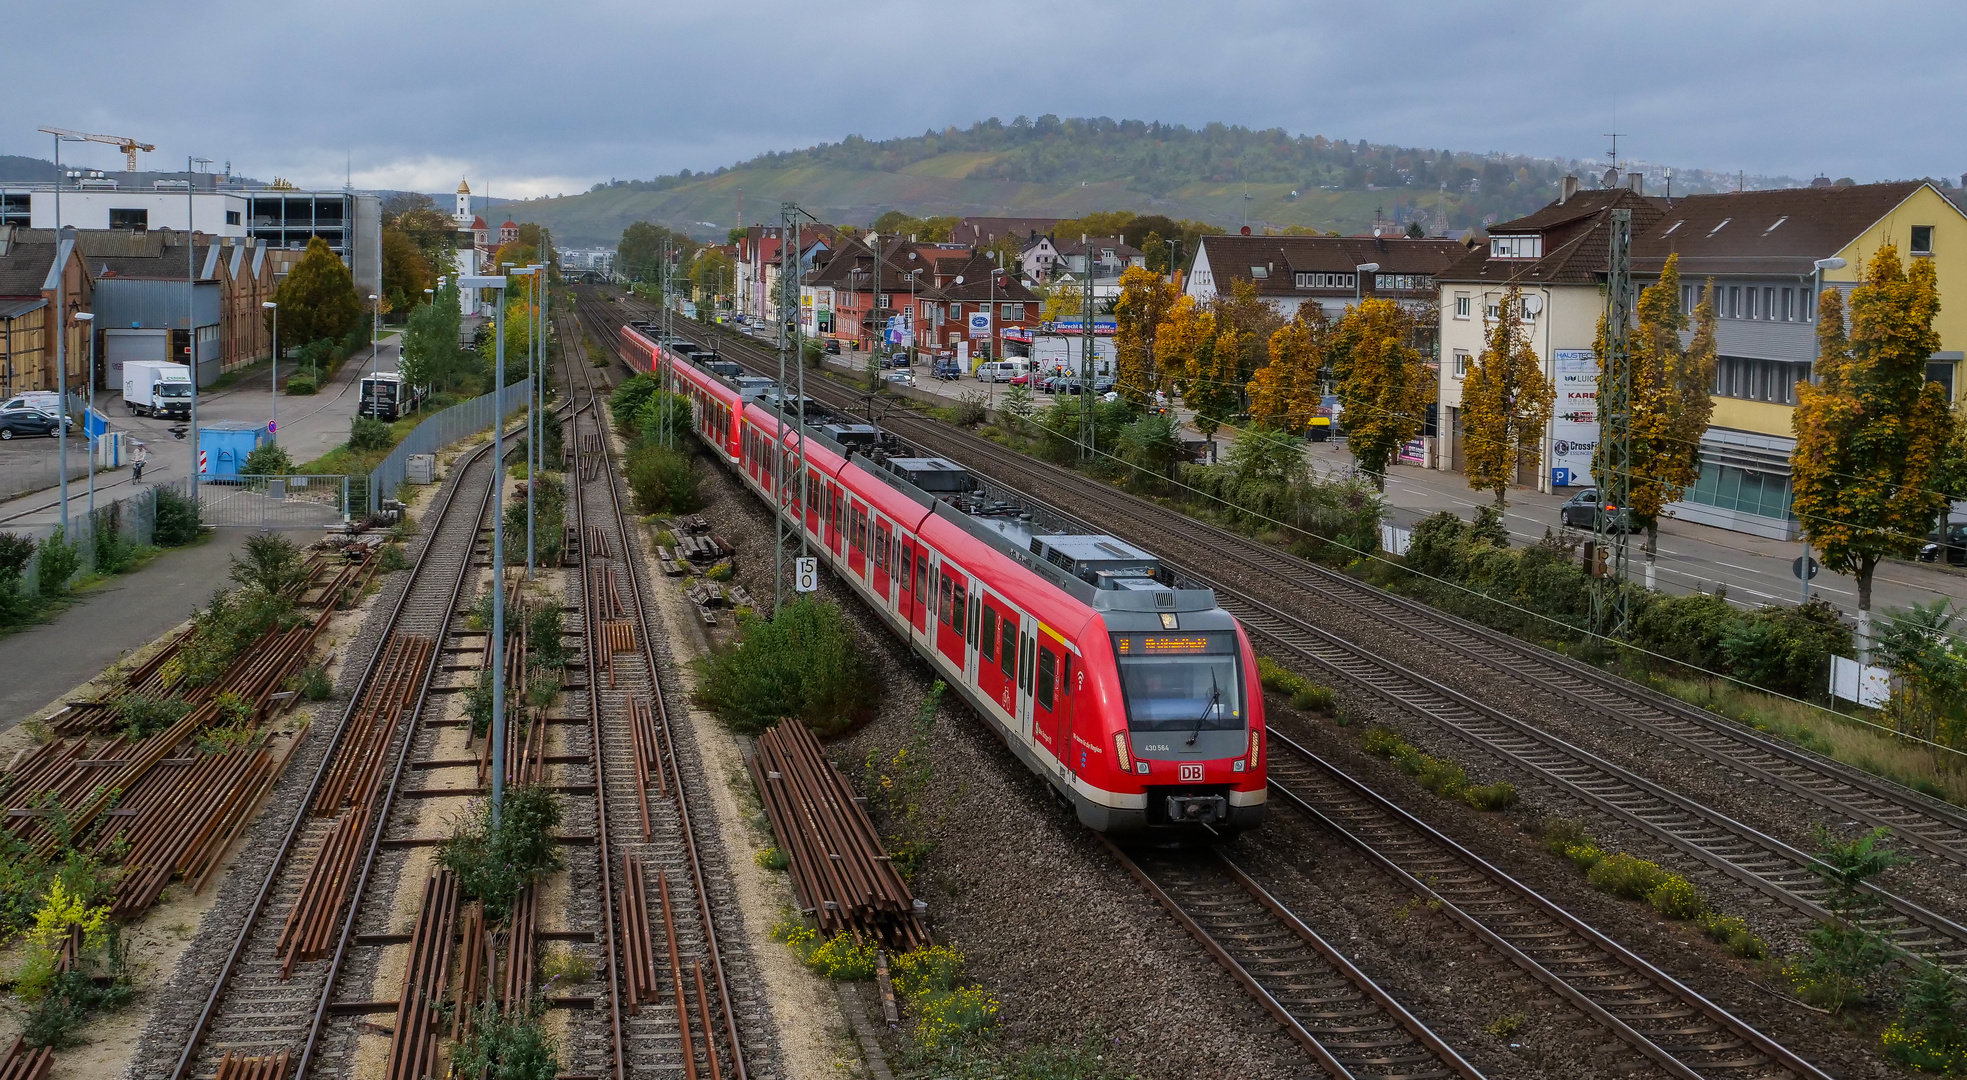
xmin=1550 ymin=349 xmax=1598 ymax=487
xmin=967 ymin=311 xmax=992 ymax=339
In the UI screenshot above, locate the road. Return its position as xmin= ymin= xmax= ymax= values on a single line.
xmin=777 ymin=333 xmax=1967 ymax=622
xmin=0 ymin=335 xmax=398 ymax=534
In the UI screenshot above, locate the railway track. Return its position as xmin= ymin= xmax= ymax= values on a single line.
xmin=172 ymin=422 xmax=502 ymax=1078
xmin=561 ymin=306 xmax=751 ymax=1080
xmin=577 ymin=293 xmax=1852 ymax=1078
xmin=640 ymin=309 xmax=1967 ymax=966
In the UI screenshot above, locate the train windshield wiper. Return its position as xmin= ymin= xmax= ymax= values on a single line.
xmin=1186 ymin=671 xmax=1221 ymax=747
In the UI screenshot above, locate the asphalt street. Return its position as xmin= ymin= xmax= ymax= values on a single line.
xmin=0 ymin=335 xmax=398 ymax=533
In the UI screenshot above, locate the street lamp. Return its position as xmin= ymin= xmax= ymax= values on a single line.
xmin=1354 ymin=262 xmax=1380 ymax=306
xmin=263 ymin=301 xmax=279 ymax=444
xmin=459 ymin=273 xmax=510 ymax=823
xmin=1800 ymin=256 xmax=1847 ymax=605
xmin=74 ymin=311 xmax=94 ymax=529
xmin=40 ymin=130 xmax=85 ymax=531
xmin=367 ymin=293 xmax=381 ymax=416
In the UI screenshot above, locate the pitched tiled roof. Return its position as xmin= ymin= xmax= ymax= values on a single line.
xmin=926 ymin=254 xmax=1037 ymax=302
xmin=1633 ymin=181 xmax=1930 ymax=277
xmin=1439 ymin=188 xmax=1668 ymax=286
xmin=0 ymin=243 xmax=56 ymax=298
xmin=1198 ymin=234 xmax=1468 ymax=299
xmin=957 ymin=217 xmax=1062 ymax=243
xmin=1053 ymin=235 xmax=1143 ymax=258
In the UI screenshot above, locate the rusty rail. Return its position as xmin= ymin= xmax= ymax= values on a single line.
xmin=619 ymin=853 xmax=660 ymax=1012
xmin=384 ymin=870 xmax=458 ymax=1080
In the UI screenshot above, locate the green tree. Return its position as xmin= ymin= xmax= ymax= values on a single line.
xmin=617 ymin=221 xmax=699 ymax=288
xmin=692 ymin=248 xmax=735 ymax=312
xmin=382 ymin=194 xmax=460 ymax=274
xmin=1112 ymin=265 xmax=1178 ymax=404
xmin=1332 ymin=298 xmax=1433 ymax=489
xmin=272 ymin=237 xmax=361 ymax=347
xmin=400 ymin=283 xmax=473 ymax=393
xmin=1461 ymin=286 xmax=1555 ymax=507
xmin=379 ymin=227 xmax=433 ymax=317
xmin=1792 ymin=244 xmax=1954 ymax=658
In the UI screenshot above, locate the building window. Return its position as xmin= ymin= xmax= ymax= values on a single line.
xmin=225 ymin=210 xmax=241 ymax=226
xmin=1249 ymin=265 xmax=1268 ymax=279
xmin=1489 ymin=235 xmax=1542 ymax=259
xmin=1912 ymin=225 xmax=1935 ymax=255
xmin=1001 ymin=303 xmax=1025 ymax=321
xmin=1727 ymin=286 xmax=1740 ymax=318
xmin=1373 ymin=273 xmax=1428 ymax=292
xmin=1684 ymin=462 xmax=1793 ymax=520
xmin=108 ymin=208 xmax=148 ymax=230
xmin=1453 ymin=350 xmax=1472 ymax=378
xmin=1484 ymin=301 xmax=1500 ymax=320
xmin=1800 ymin=286 xmax=1813 ymax=322
xmin=1454 ymin=294 xmax=1470 ymax=319
xmin=1293 ymin=272 xmax=1356 ymax=290
xmin=1781 ymin=288 xmax=1793 ymax=321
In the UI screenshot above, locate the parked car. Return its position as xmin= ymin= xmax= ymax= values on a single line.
xmin=931 ymin=359 xmax=962 ymax=381
xmin=0 ymin=407 xmax=63 ymax=439
xmin=885 ymin=370 xmax=916 ymax=386
xmin=1919 ymin=523 xmax=1967 ymax=566
xmin=824 ymin=339 xmax=842 ymax=355
xmin=1559 ymin=488 xmax=1632 ymax=532
xmin=885 ymin=352 xmax=911 ymax=368
xmin=976 ymin=359 xmax=1030 ymax=383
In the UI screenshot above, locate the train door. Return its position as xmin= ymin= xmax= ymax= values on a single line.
xmin=904 ymin=540 xmax=928 ymax=635
xmin=1057 ymin=650 xmax=1081 ymax=779
xmin=826 ymin=486 xmax=842 ymax=557
xmin=871 ymin=521 xmax=892 ymax=605
xmin=846 ymin=502 xmax=866 ymax=578
xmin=978 ymin=596 xmax=1019 ymax=718
xmin=934 ymin=566 xmax=966 ymax=669
xmin=806 ymin=469 xmax=823 ymax=537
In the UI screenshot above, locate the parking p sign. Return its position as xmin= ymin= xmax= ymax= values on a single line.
xmin=794 ymin=556 xmax=819 ymax=593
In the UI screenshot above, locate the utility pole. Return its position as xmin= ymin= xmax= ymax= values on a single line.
xmin=1592 ymin=208 xmax=1634 ymax=638
xmin=1077 ymin=244 xmax=1096 ymax=461
xmin=773 ymin=218 xmax=789 ymax=616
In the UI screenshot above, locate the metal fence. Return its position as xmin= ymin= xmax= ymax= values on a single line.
xmin=198 ymin=474 xmax=350 ymax=528
xmin=360 ymin=377 xmax=530 ymax=515
xmin=8 ymin=478 xmax=193 ymax=594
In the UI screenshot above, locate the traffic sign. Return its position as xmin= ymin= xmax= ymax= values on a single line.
xmin=268 ymin=420 xmax=277 ymax=434
xmin=1792 ymin=555 xmax=1820 ymax=580
xmin=794 ymin=557 xmax=819 ymax=593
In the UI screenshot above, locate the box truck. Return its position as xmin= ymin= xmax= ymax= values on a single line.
xmin=123 ymin=361 xmax=192 ymax=419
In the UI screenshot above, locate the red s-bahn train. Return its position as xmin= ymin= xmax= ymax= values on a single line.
xmin=617 ymin=325 xmax=1266 ymax=836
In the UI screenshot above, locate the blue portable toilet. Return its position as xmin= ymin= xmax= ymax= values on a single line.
xmin=198 ymin=420 xmax=272 ymax=477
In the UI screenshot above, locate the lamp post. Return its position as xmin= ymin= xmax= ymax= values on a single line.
xmin=1354 ymin=262 xmax=1380 ymax=307
xmin=74 ymin=312 xmax=94 ymax=530
xmin=367 ymin=294 xmax=381 ymax=415
xmin=1803 ymin=256 xmax=1847 ymax=607
xmin=460 ymin=273 xmax=509 ymax=823
xmin=263 ymin=301 xmax=278 ymax=443
xmin=39 ymin=130 xmax=85 ymax=531
xmin=509 ymin=265 xmax=538 ymax=578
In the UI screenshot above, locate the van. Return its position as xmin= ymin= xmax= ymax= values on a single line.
xmin=975 ymin=359 xmax=1030 ymax=383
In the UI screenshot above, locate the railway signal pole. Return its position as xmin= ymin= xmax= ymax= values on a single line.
xmin=460 ymin=272 xmax=511 ymax=825
xmin=1592 ymin=208 xmax=1635 ymax=638
xmin=772 ymin=202 xmax=819 ymax=615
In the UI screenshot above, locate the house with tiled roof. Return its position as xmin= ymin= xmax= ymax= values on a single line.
xmin=1186 ymin=233 xmax=1467 ymax=319
xmin=907 ymin=253 xmax=1037 ymax=360
xmin=0 ymin=226 xmax=91 ymax=397
xmin=1434 ymin=177 xmax=1967 ymax=540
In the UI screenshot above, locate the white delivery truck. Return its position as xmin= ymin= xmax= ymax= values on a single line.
xmin=123 ymin=361 xmax=193 ymax=419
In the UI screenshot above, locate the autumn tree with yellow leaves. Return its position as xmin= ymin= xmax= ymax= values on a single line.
xmin=1591 ymin=254 xmax=1718 ymax=569
xmin=1792 ymin=244 xmax=1955 ymax=658
xmin=1113 ymin=265 xmax=1179 ymax=404
xmin=1190 ymin=324 xmax=1245 ymax=443
xmin=1332 ymin=298 xmax=1434 ymax=489
xmin=1249 ymin=304 xmax=1332 ymax=432
xmin=1461 ymin=287 xmax=1554 ymax=507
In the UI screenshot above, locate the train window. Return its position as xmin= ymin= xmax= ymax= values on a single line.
xmin=1021 ymin=634 xmax=1033 ymax=690
xmin=876 ymin=525 xmax=891 ymax=570
xmin=900 ymin=547 xmax=913 ymax=590
xmin=981 ymin=607 xmax=997 ymax=661
xmin=951 ymin=584 xmax=967 ymax=640
xmin=1037 ymin=647 xmax=1056 ymax=711
xmin=915 ymin=553 xmax=928 ymax=595
xmin=939 ymin=575 xmax=953 ymax=624
xmin=998 ymin=618 xmax=1016 ymax=678
xmin=968 ymin=590 xmax=979 ymax=644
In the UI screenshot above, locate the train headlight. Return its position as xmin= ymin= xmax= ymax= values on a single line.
xmin=1247 ymin=730 xmax=1261 ymax=770
xmin=1232 ymin=759 xmax=1246 ymax=772
xmin=1113 ymin=732 xmax=1132 ymax=773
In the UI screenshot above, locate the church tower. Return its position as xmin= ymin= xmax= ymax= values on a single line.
xmin=454 ymin=178 xmax=472 ymax=225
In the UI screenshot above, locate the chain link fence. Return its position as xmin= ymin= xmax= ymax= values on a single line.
xmin=358 ymin=377 xmax=530 ymax=516
xmin=7 ymin=478 xmax=194 ymax=595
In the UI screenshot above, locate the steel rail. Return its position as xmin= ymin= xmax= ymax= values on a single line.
xmin=171 ymin=427 xmax=501 ymax=1080
xmin=566 ymin=300 xmax=750 ymax=1079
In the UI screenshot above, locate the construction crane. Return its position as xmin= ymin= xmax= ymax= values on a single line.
xmin=35 ymin=127 xmax=155 ymax=172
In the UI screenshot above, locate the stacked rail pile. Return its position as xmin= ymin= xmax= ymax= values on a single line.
xmin=749 ymin=720 xmax=926 ymax=949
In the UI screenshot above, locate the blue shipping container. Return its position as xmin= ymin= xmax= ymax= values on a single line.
xmin=198 ymin=421 xmax=271 ymax=477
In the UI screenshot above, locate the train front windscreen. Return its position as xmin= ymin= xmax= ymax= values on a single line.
xmin=1110 ymin=631 xmax=1244 ymax=732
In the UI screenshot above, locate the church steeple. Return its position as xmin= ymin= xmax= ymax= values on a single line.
xmin=454 ymin=178 xmax=472 ymax=225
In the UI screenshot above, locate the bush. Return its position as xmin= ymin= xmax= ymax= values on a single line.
xmin=1360 ymin=726 xmax=1513 ymax=810
xmin=447 ymin=1001 xmax=559 ymax=1080
xmin=1290 ymin=685 xmax=1335 ymax=712
xmin=283 ymin=373 xmax=317 ymax=396
xmin=348 ymin=415 xmax=392 ymax=452
xmin=241 ymin=441 xmax=295 ymax=476
xmin=176 ymin=586 xmax=295 ymax=687
xmin=770 ymin=912 xmax=875 ymax=979
xmin=230 ymin=532 xmax=309 ymax=596
xmin=114 ymin=693 xmax=193 ymax=741
xmin=1883 ymin=964 xmax=1967 ymax=1073
xmin=151 ymin=486 xmax=201 ymax=546
xmin=891 ymin=945 xmax=998 ymax=1049
xmin=625 ymin=445 xmax=702 ymax=515
xmin=696 ymin=599 xmax=876 ymax=736
xmin=294 ymin=663 xmax=334 ymax=701
xmin=1180 ymin=462 xmax=1383 ymax=565
xmin=437 ymin=784 xmax=563 ymax=919
xmin=36 ymin=528 xmax=79 ymax=597
xmin=504 ymin=472 xmax=567 ymax=565
xmin=1585 ymin=852 xmax=1669 ymax=900
xmin=1645 ymin=874 xmax=1706 ymax=919
xmin=1696 ymin=912 xmax=1768 ymax=958
xmin=93 ymin=524 xmax=137 ymax=576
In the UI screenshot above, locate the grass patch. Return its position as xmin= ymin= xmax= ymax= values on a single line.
xmin=1256 ymin=656 xmax=1336 ymax=713
xmin=1538 ymin=817 xmax=1766 ymax=958
xmin=1360 ymin=726 xmax=1518 ymax=811
xmin=770 ymin=910 xmax=875 ymax=979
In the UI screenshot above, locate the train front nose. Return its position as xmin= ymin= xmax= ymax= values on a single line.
xmin=1163 ymin=792 xmax=1230 ymax=825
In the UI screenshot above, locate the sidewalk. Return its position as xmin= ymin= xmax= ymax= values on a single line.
xmin=0 ymin=529 xmax=251 ymax=730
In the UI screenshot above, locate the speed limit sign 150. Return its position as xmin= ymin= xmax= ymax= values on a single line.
xmin=794 ymin=556 xmax=819 ymax=593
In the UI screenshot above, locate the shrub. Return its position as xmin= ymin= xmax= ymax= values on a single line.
xmin=503 ymin=472 xmax=567 ymax=565
xmin=230 ymin=532 xmax=309 ymax=596
xmin=1585 ymin=852 xmax=1669 ymax=900
xmin=93 ymin=524 xmax=137 ymax=576
xmin=241 ymin=441 xmax=295 ymax=476
xmin=176 ymin=586 xmax=295 ymax=687
xmin=770 ymin=912 xmax=875 ymax=979
xmin=1787 ymin=922 xmax=1893 ymax=1012
xmin=892 ymin=945 xmax=997 ymax=1049
xmin=377 ymin=543 xmax=409 ymax=572
xmin=610 ymin=373 xmax=660 ymax=433
xmin=753 ymin=846 xmax=789 ymax=871
xmin=1461 ymin=781 xmax=1519 ymax=811
xmin=1882 ymin=964 xmax=1967 ymax=1073
xmin=625 ymin=445 xmax=702 ymax=515
xmin=1720 ymin=599 xmax=1849 ymax=699
xmin=283 ymin=373 xmax=318 ymax=396
xmin=696 ymin=598 xmax=875 ymax=736
xmin=1645 ymin=874 xmax=1707 ymax=919
xmin=1289 ymin=685 xmax=1335 ymax=712
xmin=114 ymin=693 xmax=193 ymax=741
xmin=294 ymin=663 xmax=334 ymax=701
xmin=437 ymin=783 xmax=563 ymax=918
xmin=1696 ymin=912 xmax=1768 ymax=958
xmin=447 ymin=1001 xmax=559 ymax=1080
xmin=35 ymin=528 xmax=79 ymax=597
xmin=348 ymin=415 xmax=392 ymax=452
xmin=151 ymin=486 xmax=201 ymax=546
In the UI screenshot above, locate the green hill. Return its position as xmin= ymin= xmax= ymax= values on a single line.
xmin=496 ymin=116 xmax=1780 ymax=246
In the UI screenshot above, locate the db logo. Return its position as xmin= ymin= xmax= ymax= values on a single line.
xmin=1178 ymin=763 xmax=1204 ymax=783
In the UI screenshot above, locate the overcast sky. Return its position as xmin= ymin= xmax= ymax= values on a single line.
xmin=4 ymin=1 xmax=1958 ymax=197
